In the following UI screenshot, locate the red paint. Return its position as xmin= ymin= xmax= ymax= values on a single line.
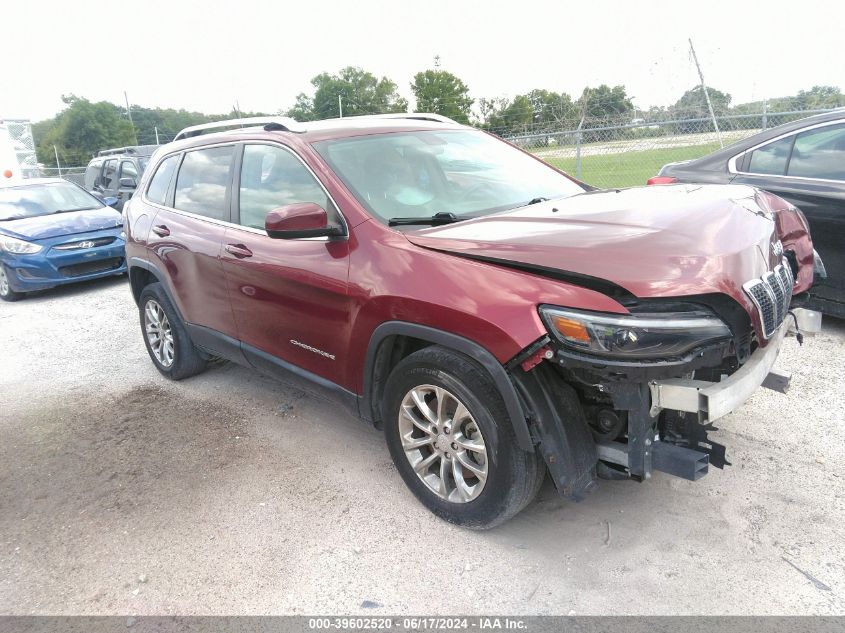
xmin=266 ymin=203 xmax=328 ymax=233
xmin=647 ymin=176 xmax=679 ymax=185
xmin=125 ymin=124 xmax=815 ymax=397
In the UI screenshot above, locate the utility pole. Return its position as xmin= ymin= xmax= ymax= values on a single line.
xmin=53 ymin=145 xmax=62 ymax=177
xmin=338 ymin=94 xmax=343 ymax=118
xmin=154 ymin=126 xmax=160 ymax=145
xmin=688 ymin=39 xmax=723 ymax=148
xmin=124 ymin=91 xmax=138 ymax=144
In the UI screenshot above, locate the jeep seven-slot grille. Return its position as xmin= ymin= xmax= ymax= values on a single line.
xmin=743 ymin=260 xmax=794 ymax=339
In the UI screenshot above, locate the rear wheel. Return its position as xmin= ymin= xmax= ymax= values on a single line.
xmin=139 ymin=282 xmax=207 ymax=380
xmin=0 ymin=266 xmax=23 ymax=302
xmin=382 ymin=346 xmax=545 ymax=529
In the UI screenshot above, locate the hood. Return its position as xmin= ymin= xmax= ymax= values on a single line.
xmin=405 ymin=184 xmax=781 ymax=303
xmin=0 ymin=207 xmax=123 ymax=241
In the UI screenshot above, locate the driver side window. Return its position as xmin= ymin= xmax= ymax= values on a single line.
xmin=238 ymin=144 xmax=339 ymax=230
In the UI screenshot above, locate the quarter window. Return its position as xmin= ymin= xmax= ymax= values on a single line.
xmin=174 ymin=146 xmax=235 ymax=220
xmin=787 ymin=123 xmax=845 ymax=181
xmin=747 ymin=136 xmax=793 ymax=176
xmin=145 ymin=155 xmax=180 ymax=206
xmin=238 ymin=144 xmax=337 ymax=230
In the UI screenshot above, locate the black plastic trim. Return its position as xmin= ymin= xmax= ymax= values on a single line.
xmin=128 ymin=257 xmax=183 ymax=319
xmin=362 ymin=321 xmax=534 ymax=451
xmin=242 ymin=342 xmax=359 ymax=415
xmin=184 ymin=323 xmax=247 ymax=365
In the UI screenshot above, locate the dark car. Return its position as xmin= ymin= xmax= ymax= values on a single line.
xmin=652 ymin=110 xmax=844 ymax=318
xmin=0 ymin=178 xmax=126 ymax=301
xmin=125 ymin=115 xmax=816 ymax=528
xmin=84 ymin=145 xmax=159 ymax=211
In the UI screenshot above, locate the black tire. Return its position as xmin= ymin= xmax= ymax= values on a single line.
xmin=138 ymin=282 xmax=207 ymax=380
xmin=0 ymin=265 xmax=23 ymax=302
xmin=382 ymin=345 xmax=545 ymax=529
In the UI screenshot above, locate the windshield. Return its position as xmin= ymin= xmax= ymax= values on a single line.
xmin=0 ymin=182 xmax=104 ymax=221
xmin=312 ymin=129 xmax=584 ymax=224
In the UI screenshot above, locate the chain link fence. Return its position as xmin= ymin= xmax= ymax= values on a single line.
xmin=1 ymin=119 xmax=39 ymax=178
xmin=502 ymin=108 xmax=837 ymax=188
xmin=40 ymin=166 xmax=87 ymax=186
xmin=21 ymin=106 xmax=841 ymax=191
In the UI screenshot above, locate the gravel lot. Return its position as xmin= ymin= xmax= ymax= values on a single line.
xmin=1 ymin=277 xmax=844 ymax=615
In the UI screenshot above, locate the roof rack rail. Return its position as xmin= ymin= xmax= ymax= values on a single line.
xmin=173 ymin=117 xmax=304 ymax=141
xmin=97 ymin=145 xmax=160 ymax=157
xmin=349 ymin=113 xmax=460 ymax=125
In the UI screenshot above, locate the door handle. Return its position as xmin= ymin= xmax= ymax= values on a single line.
xmin=152 ymin=224 xmax=170 ymax=237
xmin=225 ymin=243 xmax=253 ymax=258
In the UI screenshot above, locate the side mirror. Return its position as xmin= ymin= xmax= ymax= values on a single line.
xmin=265 ymin=203 xmax=343 ymax=239
xmin=103 ymin=196 xmax=119 ymax=208
xmin=119 ymin=177 xmax=137 ymax=189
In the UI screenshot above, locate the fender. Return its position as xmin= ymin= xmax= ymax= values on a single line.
xmin=362 ymin=321 xmax=534 ymax=452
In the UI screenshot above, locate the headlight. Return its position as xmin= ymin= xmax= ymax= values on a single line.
xmin=539 ymin=306 xmax=732 ymax=359
xmin=0 ymin=236 xmax=42 ymax=254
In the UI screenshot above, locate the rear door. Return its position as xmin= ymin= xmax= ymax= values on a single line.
xmin=98 ymin=159 xmax=118 ymax=196
xmin=733 ymin=121 xmax=845 ymax=315
xmin=116 ymin=159 xmax=139 ymax=211
xmin=220 ymin=142 xmax=353 ymax=390
xmin=144 ymin=145 xmax=241 ymax=353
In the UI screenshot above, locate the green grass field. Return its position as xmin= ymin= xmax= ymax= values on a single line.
xmin=541 ymin=142 xmax=724 ymax=188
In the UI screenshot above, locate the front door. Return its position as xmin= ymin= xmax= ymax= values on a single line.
xmin=220 ymin=142 xmax=352 ymax=390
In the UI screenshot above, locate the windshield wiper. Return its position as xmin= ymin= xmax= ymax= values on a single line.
xmin=388 ymin=212 xmax=467 ymax=227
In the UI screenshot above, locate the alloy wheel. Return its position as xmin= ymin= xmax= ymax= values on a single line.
xmin=398 ymin=384 xmax=488 ymax=503
xmin=144 ymin=299 xmax=175 ymax=368
xmin=0 ymin=267 xmax=9 ymax=297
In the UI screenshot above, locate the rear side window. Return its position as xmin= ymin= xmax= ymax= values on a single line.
xmin=145 ymin=155 xmax=180 ymax=205
xmin=174 ymin=146 xmax=234 ymax=220
xmin=748 ymin=136 xmax=793 ymax=175
xmin=787 ymin=123 xmax=845 ymax=181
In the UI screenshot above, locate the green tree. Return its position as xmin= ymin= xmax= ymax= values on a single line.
xmin=410 ymin=68 xmax=473 ymax=123
xmin=286 ymin=66 xmax=408 ymax=121
xmin=793 ymin=85 xmax=845 ymax=110
xmin=35 ymin=95 xmax=136 ymax=167
xmin=577 ymin=84 xmax=634 ymax=122
xmin=671 ymin=85 xmax=732 ymax=118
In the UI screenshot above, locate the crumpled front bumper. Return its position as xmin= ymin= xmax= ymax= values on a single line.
xmin=648 ymin=308 xmax=820 ymax=423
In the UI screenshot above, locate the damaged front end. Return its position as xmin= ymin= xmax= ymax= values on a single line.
xmin=508 ymin=283 xmax=820 ymax=499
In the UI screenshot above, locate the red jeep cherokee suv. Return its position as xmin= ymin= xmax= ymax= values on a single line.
xmin=124 ymin=114 xmax=816 ymax=528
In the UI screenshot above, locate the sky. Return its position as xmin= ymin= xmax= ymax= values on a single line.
xmin=2 ymin=0 xmax=842 ymax=123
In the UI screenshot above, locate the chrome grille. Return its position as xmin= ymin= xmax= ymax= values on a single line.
xmin=743 ymin=260 xmax=794 ymax=339
xmin=53 ymin=236 xmax=116 ymax=251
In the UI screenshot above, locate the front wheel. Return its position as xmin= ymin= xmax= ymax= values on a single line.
xmin=382 ymin=346 xmax=545 ymax=529
xmin=0 ymin=265 xmax=23 ymax=302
